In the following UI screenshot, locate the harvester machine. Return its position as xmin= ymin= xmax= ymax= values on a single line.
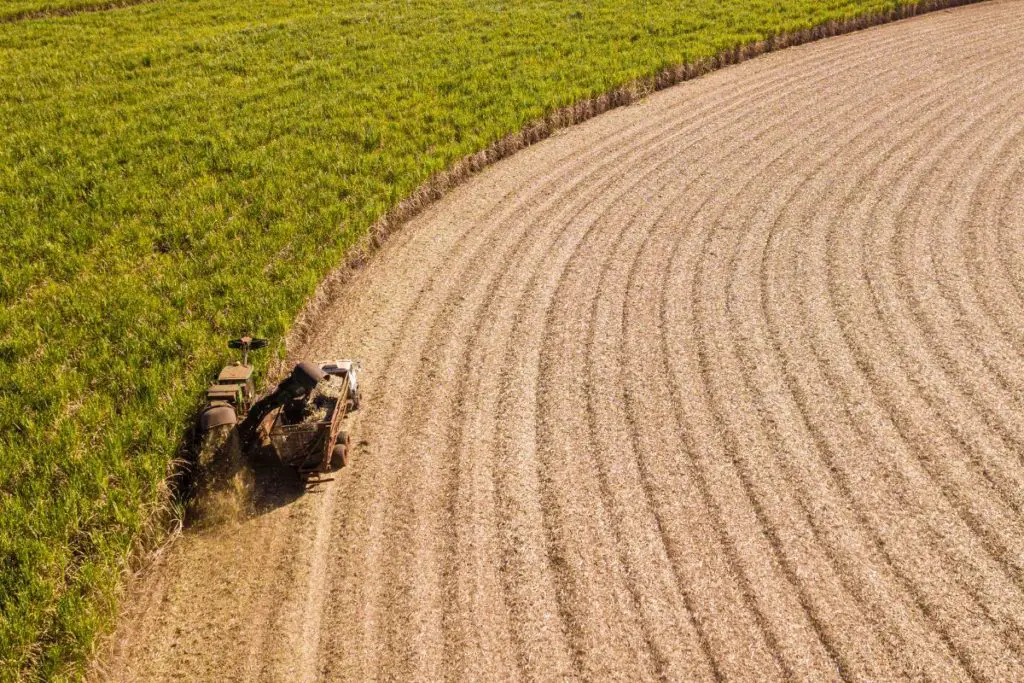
xmin=197 ymin=337 xmax=361 ymax=479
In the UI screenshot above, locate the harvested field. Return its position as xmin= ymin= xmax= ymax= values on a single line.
xmin=100 ymin=1 xmax=1024 ymax=679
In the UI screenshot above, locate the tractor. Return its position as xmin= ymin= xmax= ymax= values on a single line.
xmin=197 ymin=336 xmax=267 ymax=432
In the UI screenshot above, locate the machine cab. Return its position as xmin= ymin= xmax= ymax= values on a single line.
xmin=206 ymin=363 xmax=255 ymax=412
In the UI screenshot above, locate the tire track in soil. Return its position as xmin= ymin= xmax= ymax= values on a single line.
xmin=628 ymin=56 xmax=909 ymax=678
xmin=643 ymin=29 xmax=987 ymax=675
xmin=743 ymin=47 xmax=1018 ymax=679
xmin=770 ymin=74 xmax=1007 ymax=683
xmin=958 ymin=131 xmax=1024 ymax=364
xmin=995 ymin=164 xmax=1024 ymax=302
xmin=423 ymin=38 xmax=913 ymax=679
xmin=99 ymin=2 xmax=1024 ymax=680
xmin=799 ymin=46 xmax=1024 ymax=678
xmin=499 ymin=38 xmax=884 ymax=679
xmin=567 ymin=25 xmax=964 ymax=679
xmin=745 ymin=36 xmax=1024 ymax=671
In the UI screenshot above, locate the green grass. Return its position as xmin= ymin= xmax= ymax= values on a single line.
xmin=0 ymin=0 xmax=146 ymax=21
xmin=0 ymin=0 xmax=942 ymax=677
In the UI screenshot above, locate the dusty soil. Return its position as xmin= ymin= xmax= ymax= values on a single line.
xmin=97 ymin=2 xmax=1024 ymax=679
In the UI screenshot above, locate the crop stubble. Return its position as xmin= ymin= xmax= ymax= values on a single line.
xmin=100 ymin=2 xmax=1024 ymax=680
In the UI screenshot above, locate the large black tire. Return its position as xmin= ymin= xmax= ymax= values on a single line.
xmin=330 ymin=431 xmax=350 ymax=470
xmin=199 ymin=403 xmax=237 ymax=431
xmin=291 ymin=361 xmax=326 ymax=395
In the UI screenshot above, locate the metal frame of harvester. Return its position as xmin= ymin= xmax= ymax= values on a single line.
xmin=263 ymin=361 xmax=360 ymax=476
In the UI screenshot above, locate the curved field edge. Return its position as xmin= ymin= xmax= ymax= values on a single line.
xmin=0 ymin=0 xmax=982 ymax=678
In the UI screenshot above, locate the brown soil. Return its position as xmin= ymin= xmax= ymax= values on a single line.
xmin=95 ymin=2 xmax=1024 ymax=679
